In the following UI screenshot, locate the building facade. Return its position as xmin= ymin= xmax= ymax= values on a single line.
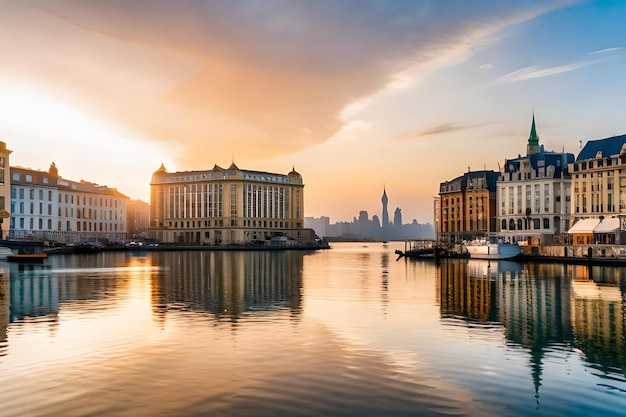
xmin=9 ymin=163 xmax=128 ymax=244
xmin=0 ymin=141 xmax=11 ymax=240
xmin=436 ymin=170 xmax=500 ymax=245
xmin=497 ymin=116 xmax=574 ymax=245
xmin=149 ymin=163 xmax=315 ymax=244
xmin=568 ymin=134 xmax=626 ymax=244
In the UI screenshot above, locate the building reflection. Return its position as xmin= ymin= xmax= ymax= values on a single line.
xmin=150 ymin=250 xmax=304 ymax=322
xmin=570 ymin=265 xmax=626 ymax=379
xmin=0 ymin=264 xmax=8 ymax=359
xmin=438 ymin=259 xmax=626 ymax=396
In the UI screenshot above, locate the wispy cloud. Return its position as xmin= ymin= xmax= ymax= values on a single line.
xmin=494 ymin=60 xmax=595 ymax=83
xmin=480 ymin=64 xmax=493 ymax=70
xmin=397 ymin=122 xmax=496 ymax=140
xmin=589 ymin=47 xmax=624 ymax=55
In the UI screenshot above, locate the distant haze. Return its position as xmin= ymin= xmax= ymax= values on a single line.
xmin=2 ymin=0 xmax=625 ymax=223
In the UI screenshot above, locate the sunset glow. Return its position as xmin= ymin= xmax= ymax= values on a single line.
xmin=1 ymin=1 xmax=625 ymax=223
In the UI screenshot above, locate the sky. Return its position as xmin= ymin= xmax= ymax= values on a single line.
xmin=1 ymin=0 xmax=625 ymax=224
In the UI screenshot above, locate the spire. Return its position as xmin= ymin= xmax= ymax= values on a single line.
xmin=528 ymin=112 xmax=539 ymax=147
xmin=527 ymin=111 xmax=540 ymax=155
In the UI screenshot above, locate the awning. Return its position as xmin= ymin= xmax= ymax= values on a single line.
xmin=593 ymin=217 xmax=620 ymax=233
xmin=567 ymin=218 xmax=600 ymax=234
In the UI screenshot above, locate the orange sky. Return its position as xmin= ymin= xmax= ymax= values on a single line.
xmin=2 ymin=1 xmax=626 ymax=223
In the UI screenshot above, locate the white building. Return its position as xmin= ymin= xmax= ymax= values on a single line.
xmin=497 ymin=115 xmax=574 ymax=245
xmin=9 ymin=163 xmax=128 ymax=244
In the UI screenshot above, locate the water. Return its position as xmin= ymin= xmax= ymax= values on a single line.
xmin=0 ymin=241 xmax=624 ymax=416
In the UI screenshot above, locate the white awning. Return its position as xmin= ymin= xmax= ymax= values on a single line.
xmin=593 ymin=217 xmax=620 ymax=233
xmin=567 ymin=218 xmax=600 ymax=234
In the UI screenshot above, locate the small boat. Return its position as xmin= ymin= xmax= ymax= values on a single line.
xmin=396 ymin=240 xmax=436 ymax=259
xmin=6 ymin=253 xmax=48 ymax=263
xmin=0 ymin=246 xmax=14 ymax=260
xmin=462 ymin=236 xmax=521 ymax=260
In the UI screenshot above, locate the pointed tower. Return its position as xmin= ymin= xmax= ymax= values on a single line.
xmin=381 ymin=187 xmax=389 ymax=228
xmin=527 ymin=113 xmax=541 ymax=155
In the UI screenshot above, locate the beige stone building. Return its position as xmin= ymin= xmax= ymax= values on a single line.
xmin=149 ymin=163 xmax=316 ymax=245
xmin=568 ymin=133 xmax=626 ymax=244
xmin=0 ymin=141 xmax=11 ymax=240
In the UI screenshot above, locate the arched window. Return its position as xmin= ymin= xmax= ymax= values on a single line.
xmin=501 ymin=219 xmax=507 ymax=230
xmin=12 ymin=172 xmax=20 ymax=181
xmin=517 ymin=219 xmax=523 ymax=230
xmin=509 ymin=219 xmax=515 ymax=230
xmin=533 ymin=218 xmax=541 ymax=229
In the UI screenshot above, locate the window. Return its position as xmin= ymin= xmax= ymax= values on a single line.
xmin=26 ymin=175 xmax=32 ymax=182
xmin=543 ymin=218 xmax=550 ymax=229
xmin=12 ymin=172 xmax=20 ymax=181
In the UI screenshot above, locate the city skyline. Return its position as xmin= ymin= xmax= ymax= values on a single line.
xmin=1 ymin=1 xmax=625 ymax=224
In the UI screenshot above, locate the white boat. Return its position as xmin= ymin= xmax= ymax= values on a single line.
xmin=463 ymin=236 xmax=521 ymax=260
xmin=0 ymin=246 xmax=15 ymax=260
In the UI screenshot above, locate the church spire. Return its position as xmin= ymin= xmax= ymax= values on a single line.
xmin=527 ymin=112 xmax=541 ymax=155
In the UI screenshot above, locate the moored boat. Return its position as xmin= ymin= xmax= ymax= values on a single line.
xmin=6 ymin=253 xmax=48 ymax=263
xmin=463 ymin=236 xmax=521 ymax=260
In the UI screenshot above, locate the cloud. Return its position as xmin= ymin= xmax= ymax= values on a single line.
xmin=494 ymin=60 xmax=595 ymax=83
xmin=0 ymin=0 xmax=573 ymax=167
xmin=397 ymin=122 xmax=496 ymax=140
xmin=589 ymin=47 xmax=624 ymax=55
xmin=480 ymin=64 xmax=493 ymax=70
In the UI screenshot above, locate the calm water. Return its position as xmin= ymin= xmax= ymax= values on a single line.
xmin=0 ymin=241 xmax=625 ymax=417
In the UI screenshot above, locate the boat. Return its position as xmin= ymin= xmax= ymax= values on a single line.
xmin=6 ymin=253 xmax=48 ymax=263
xmin=0 ymin=246 xmax=14 ymax=260
xmin=395 ymin=240 xmax=436 ymax=258
xmin=462 ymin=236 xmax=521 ymax=260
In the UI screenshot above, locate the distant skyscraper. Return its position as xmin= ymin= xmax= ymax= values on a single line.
xmin=393 ymin=207 xmax=402 ymax=227
xmin=381 ymin=187 xmax=389 ymax=228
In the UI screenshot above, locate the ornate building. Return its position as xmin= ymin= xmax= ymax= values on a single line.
xmin=9 ymin=163 xmax=128 ymax=244
xmin=568 ymin=133 xmax=626 ymax=244
xmin=149 ymin=163 xmax=316 ymax=245
xmin=497 ymin=115 xmax=574 ymax=245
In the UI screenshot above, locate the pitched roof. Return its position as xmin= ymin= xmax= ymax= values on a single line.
xmin=577 ymin=134 xmax=626 ymax=161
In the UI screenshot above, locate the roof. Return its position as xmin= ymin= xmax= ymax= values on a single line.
xmin=576 ymin=134 xmax=626 ymax=161
xmin=528 ymin=113 xmax=539 ymax=147
xmin=593 ymin=217 xmax=620 ymax=233
xmin=567 ymin=218 xmax=601 ymax=234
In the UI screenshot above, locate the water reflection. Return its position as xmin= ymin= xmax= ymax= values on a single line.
xmin=1 ymin=244 xmax=625 ymax=416
xmin=150 ymin=251 xmax=304 ymax=323
xmin=438 ymin=259 xmax=626 ymax=399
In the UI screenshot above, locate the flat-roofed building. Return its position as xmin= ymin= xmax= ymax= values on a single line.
xmin=9 ymin=163 xmax=127 ymax=244
xmin=149 ymin=163 xmax=316 ymax=245
xmin=437 ymin=169 xmax=500 ymax=245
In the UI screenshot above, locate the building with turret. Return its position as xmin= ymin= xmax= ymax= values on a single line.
xmin=497 ymin=115 xmax=574 ymax=245
xmin=149 ymin=163 xmax=316 ymax=245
